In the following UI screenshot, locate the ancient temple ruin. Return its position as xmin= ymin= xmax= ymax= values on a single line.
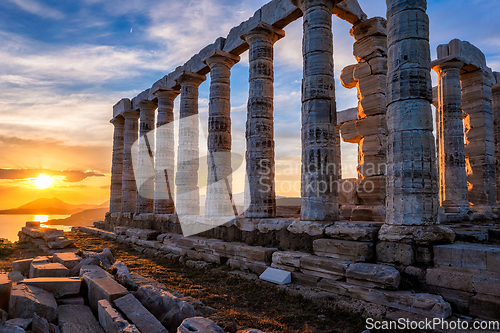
xmin=100 ymin=0 xmax=500 ymax=322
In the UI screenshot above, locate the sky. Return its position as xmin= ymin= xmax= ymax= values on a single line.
xmin=0 ymin=0 xmax=499 ymax=210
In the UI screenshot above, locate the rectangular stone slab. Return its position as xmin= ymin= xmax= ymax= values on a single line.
xmin=29 ymin=263 xmax=69 ymax=278
xmin=11 ymin=259 xmax=32 ymax=276
xmin=8 ymin=284 xmax=57 ymax=323
xmin=114 ymin=294 xmax=168 ymax=333
xmin=98 ymin=299 xmax=139 ymax=333
xmin=22 ymin=278 xmax=81 ymax=298
xmin=313 ymin=239 xmax=373 ymax=262
xmin=53 ymin=253 xmax=82 ymax=269
xmin=87 ymin=277 xmax=129 ymax=313
xmin=0 ymin=274 xmax=12 ymax=310
xmin=259 ymin=268 xmax=291 ymax=285
xmin=58 ymin=305 xmax=105 ymax=333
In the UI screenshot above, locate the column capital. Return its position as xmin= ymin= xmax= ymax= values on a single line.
xmin=202 ymin=49 xmax=240 ymax=69
xmin=110 ymin=115 xmax=125 ymax=126
xmin=431 ymin=58 xmax=464 ymax=74
xmin=122 ymin=109 xmax=140 ymax=120
xmin=175 ymin=70 xmax=206 ymax=87
xmin=492 ymin=82 xmax=500 ymax=94
xmin=290 ymin=0 xmax=340 ymax=12
xmin=240 ymin=21 xmax=285 ymax=44
xmin=154 ymin=88 xmax=180 ymax=100
xmin=137 ymin=100 xmax=158 ymax=110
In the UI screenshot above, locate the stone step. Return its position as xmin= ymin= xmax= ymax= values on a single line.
xmin=29 ymin=262 xmax=69 ymax=278
xmin=58 ymin=305 xmax=105 ymax=333
xmin=426 ymin=266 xmax=500 ymax=296
xmin=114 ymin=294 xmax=168 ymax=333
xmin=313 ymin=239 xmax=373 ymax=262
xmin=346 ymin=263 xmax=400 ymax=290
xmin=53 ymin=252 xmax=82 ymax=269
xmin=21 ymin=277 xmax=81 ymax=298
xmin=434 ymin=243 xmax=500 ymax=271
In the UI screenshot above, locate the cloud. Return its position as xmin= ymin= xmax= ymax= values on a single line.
xmin=6 ymin=0 xmax=64 ymax=20
xmin=0 ymin=168 xmax=104 ymax=182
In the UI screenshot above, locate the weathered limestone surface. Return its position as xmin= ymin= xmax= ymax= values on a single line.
xmin=240 ymin=22 xmax=284 ymax=218
xmin=114 ymin=294 xmax=168 ymax=333
xmin=493 ymin=76 xmax=500 ymax=204
xmin=384 ymin=0 xmax=438 ymax=227
xmin=121 ymin=109 xmax=140 ymax=213
xmin=112 ymin=261 xmax=137 ymax=290
xmin=4 ymin=318 xmax=31 ymax=330
xmin=434 ymin=243 xmax=500 ymax=272
xmin=0 ymin=275 xmax=11 ymax=311
xmin=177 ymin=317 xmax=224 ymax=333
xmin=58 ymin=305 xmax=105 ymax=333
xmin=432 ymin=59 xmax=469 ymax=210
xmin=8 ymin=284 xmax=57 ymax=322
xmin=11 ymin=259 xmax=32 ymax=276
xmin=175 ymin=71 xmax=206 ymax=216
xmin=110 ymin=115 xmax=125 ymax=213
xmin=203 ymin=49 xmax=240 ymax=217
xmin=22 ymin=278 xmax=81 ymax=298
xmin=313 ymin=239 xmax=373 ymax=262
xmin=154 ymin=88 xmax=180 ymax=215
xmin=84 ymin=271 xmax=128 ymax=313
xmin=325 ymin=222 xmax=381 ymax=242
xmin=291 ymin=0 xmax=339 ymax=221
xmin=98 ymin=299 xmax=140 ymax=333
xmin=346 ymin=263 xmax=400 ymax=289
xmin=29 ymin=263 xmax=68 ymax=279
xmin=53 ymin=252 xmax=81 ymax=269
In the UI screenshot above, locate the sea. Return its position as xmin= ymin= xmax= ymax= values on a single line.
xmin=0 ymin=215 xmax=71 ymax=243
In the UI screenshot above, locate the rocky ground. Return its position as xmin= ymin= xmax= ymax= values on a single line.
xmin=0 ymin=231 xmax=367 ymax=333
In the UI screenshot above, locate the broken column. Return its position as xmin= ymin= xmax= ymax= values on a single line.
xmin=290 ymin=0 xmax=339 ymax=221
xmin=202 ymin=50 xmax=240 ymax=216
xmin=175 ymin=71 xmax=206 ymax=216
xmin=493 ymin=72 xmax=500 ymax=204
xmin=240 ymin=22 xmax=284 ymax=218
xmin=121 ymin=108 xmax=140 ymax=213
xmin=432 ymin=57 xmax=469 ymax=212
xmin=135 ymin=99 xmax=157 ymax=214
xmin=153 ymin=89 xmax=180 ymax=215
xmin=383 ymin=0 xmax=438 ymax=227
xmin=109 ymin=115 xmax=125 ymax=213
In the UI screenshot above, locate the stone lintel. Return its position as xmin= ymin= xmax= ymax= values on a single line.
xmin=333 ymin=0 xmax=367 ymax=24
xmin=337 ymin=107 xmax=358 ymax=125
xmin=431 ymin=58 xmax=465 ymax=72
xmin=113 ymin=98 xmax=132 ymax=119
xmin=174 ymin=70 xmax=206 ymax=87
xmin=132 ymin=89 xmax=151 ymax=110
xmin=202 ymin=49 xmax=240 ymax=67
xmin=437 ymin=39 xmax=489 ymax=73
xmin=239 ymin=21 xmax=285 ymax=42
xmin=183 ymin=37 xmax=226 ymax=75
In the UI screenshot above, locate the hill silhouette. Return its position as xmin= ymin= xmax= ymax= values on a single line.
xmin=0 ymin=197 xmax=104 ymax=215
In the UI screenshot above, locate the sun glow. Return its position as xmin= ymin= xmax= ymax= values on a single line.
xmin=34 ymin=215 xmax=49 ymax=223
xmin=34 ymin=174 xmax=54 ymax=189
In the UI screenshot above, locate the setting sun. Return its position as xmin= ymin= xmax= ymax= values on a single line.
xmin=34 ymin=174 xmax=54 ymax=189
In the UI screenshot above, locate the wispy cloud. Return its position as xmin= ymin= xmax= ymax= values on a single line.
xmin=0 ymin=168 xmax=104 ymax=182
xmin=7 ymin=0 xmax=65 ymax=20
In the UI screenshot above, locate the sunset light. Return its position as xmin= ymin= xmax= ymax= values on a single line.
xmin=34 ymin=175 xmax=54 ymax=189
xmin=33 ymin=215 xmax=49 ymax=223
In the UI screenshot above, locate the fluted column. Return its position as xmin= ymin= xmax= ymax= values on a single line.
xmin=240 ymin=22 xmax=284 ymax=218
xmin=384 ymin=0 xmax=438 ymax=226
xmin=203 ymin=50 xmax=240 ymax=216
xmin=492 ymin=78 xmax=500 ymax=205
xmin=109 ymin=116 xmax=125 ymax=213
xmin=135 ymin=100 xmax=157 ymax=214
xmin=121 ymin=109 xmax=140 ymax=213
xmin=153 ymin=89 xmax=180 ymax=214
xmin=290 ymin=0 xmax=339 ymax=221
xmin=433 ymin=61 xmax=469 ymax=210
xmin=175 ymin=71 xmax=206 ymax=216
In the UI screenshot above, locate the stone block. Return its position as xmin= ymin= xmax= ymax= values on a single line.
xmin=272 ymin=251 xmax=309 ymax=268
xmin=259 ymin=268 xmax=291 ymax=285
xmin=290 ymin=272 xmax=321 ymax=287
xmin=434 ymin=243 xmax=500 ymax=271
xmin=11 ymin=259 xmax=32 ymax=276
xmin=353 ymin=61 xmax=372 ymax=80
xmin=135 ymin=285 xmax=196 ymax=332
xmin=113 ymin=261 xmax=137 ymax=290
xmin=299 ymin=255 xmax=349 ymax=276
xmin=469 ymin=294 xmax=500 ymax=321
xmin=240 ymin=245 xmax=277 ymax=264
xmin=376 ymin=242 xmax=414 ymax=266
xmin=86 ymin=276 xmax=129 ymax=313
xmin=286 ymin=220 xmax=327 ymax=236
xmin=0 ymin=275 xmax=11 ymax=311
xmin=29 ymin=263 xmax=69 ymax=278
xmin=177 ymin=317 xmax=224 ymax=333
xmin=358 ymin=93 xmax=386 ymax=117
xmin=340 ymin=64 xmax=357 ymax=89
xmin=58 ymin=305 xmax=105 ymax=333
xmin=47 ymin=237 xmax=74 ymax=249
xmin=32 ymin=312 xmax=57 ymax=333
xmin=42 ymin=229 xmax=64 ymax=242
xmin=368 ymin=57 xmax=387 ymax=75
xmin=22 ymin=278 xmax=81 ymax=298
xmin=473 ymin=272 xmax=500 ymax=296
xmin=338 ymin=179 xmax=358 ymax=205
xmin=21 ymin=227 xmax=44 ymax=238
xmin=353 ymin=36 xmax=387 ymax=61
xmin=357 ymin=176 xmax=386 ymax=205
xmin=350 ymin=17 xmax=387 ymax=41
xmin=426 ymin=267 xmax=477 ymax=292
xmin=332 ymin=0 xmax=367 ymax=24
xmin=325 ymin=222 xmax=381 ymax=242
xmin=53 ymin=252 xmax=81 ymax=269
xmin=357 ymin=74 xmax=386 ymax=98
xmin=4 ymin=318 xmax=31 ymax=330
xmin=313 ymin=239 xmax=373 ymax=262
xmin=7 ymin=271 xmax=23 ymax=284
xmin=8 ymin=284 xmax=57 ymax=322
xmin=125 ymin=228 xmax=159 ymax=240
xmin=114 ymin=294 xmax=168 ymax=333
xmin=337 ymin=107 xmax=358 ymax=125
xmin=487 ymin=247 xmax=500 ymax=273
xmin=346 ymin=263 xmax=400 ymax=289
xmin=98 ymin=299 xmax=139 ymax=333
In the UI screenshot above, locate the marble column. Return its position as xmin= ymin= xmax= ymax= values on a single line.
xmin=153 ymin=89 xmax=180 ymax=215
xmin=109 ymin=115 xmax=125 ymax=213
xmin=433 ymin=60 xmax=469 ymax=210
xmin=240 ymin=22 xmax=284 ymax=218
xmin=203 ymin=50 xmax=240 ymax=216
xmin=121 ymin=109 xmax=140 ymax=213
xmin=384 ymin=0 xmax=438 ymax=226
xmin=175 ymin=71 xmax=206 ymax=216
xmin=493 ymin=77 xmax=500 ymax=204
xmin=135 ymin=100 xmax=157 ymax=214
xmin=290 ymin=0 xmax=339 ymax=221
